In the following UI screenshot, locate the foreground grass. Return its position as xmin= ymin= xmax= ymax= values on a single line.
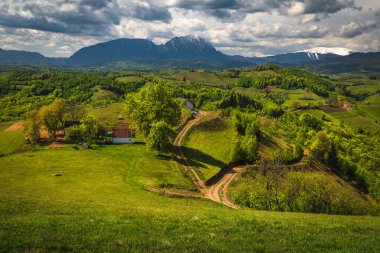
xmin=0 ymin=145 xmax=380 ymax=252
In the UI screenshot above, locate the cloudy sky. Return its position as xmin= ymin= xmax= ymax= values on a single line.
xmin=0 ymin=0 xmax=379 ymax=57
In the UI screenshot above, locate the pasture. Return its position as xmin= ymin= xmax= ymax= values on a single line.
xmin=1 ymin=145 xmax=380 ymax=252
xmin=183 ymin=114 xmax=235 ymax=181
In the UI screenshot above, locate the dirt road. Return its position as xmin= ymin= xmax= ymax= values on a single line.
xmin=174 ymin=112 xmax=240 ymax=209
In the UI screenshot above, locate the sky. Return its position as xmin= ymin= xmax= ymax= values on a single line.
xmin=0 ymin=0 xmax=379 ymax=57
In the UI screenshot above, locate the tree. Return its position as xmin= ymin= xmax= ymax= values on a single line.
xmin=147 ymin=121 xmax=176 ymax=155
xmin=23 ymin=109 xmax=41 ymax=146
xmin=310 ymin=131 xmax=332 ymax=163
xmin=80 ymin=115 xmax=104 ymax=145
xmin=38 ymin=99 xmax=66 ymax=138
xmin=241 ymin=135 xmax=259 ymax=162
xmin=125 ymin=83 xmax=181 ymax=138
xmin=66 ymin=103 xmax=86 ymax=122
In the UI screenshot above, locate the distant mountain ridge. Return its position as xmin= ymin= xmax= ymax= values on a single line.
xmin=0 ymin=35 xmax=379 ymax=73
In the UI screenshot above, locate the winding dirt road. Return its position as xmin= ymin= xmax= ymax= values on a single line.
xmin=174 ymin=112 xmax=240 ymax=209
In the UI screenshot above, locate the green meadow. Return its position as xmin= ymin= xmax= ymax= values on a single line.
xmin=1 ymin=145 xmax=380 ymax=252
xmin=183 ymin=114 xmax=235 ymax=181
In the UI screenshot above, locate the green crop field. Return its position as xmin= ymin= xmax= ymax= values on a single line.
xmin=183 ymin=114 xmax=235 ymax=181
xmin=1 ymin=145 xmax=380 ymax=252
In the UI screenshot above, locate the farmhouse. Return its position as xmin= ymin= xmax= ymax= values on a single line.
xmin=340 ymin=102 xmax=352 ymax=109
xmin=178 ymin=98 xmax=195 ymax=110
xmin=112 ymin=123 xmax=135 ymax=144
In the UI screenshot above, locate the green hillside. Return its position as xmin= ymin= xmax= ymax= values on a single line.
xmin=1 ymin=145 xmax=380 ymax=252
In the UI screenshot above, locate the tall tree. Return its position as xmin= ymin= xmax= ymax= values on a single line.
xmin=125 ymin=83 xmax=181 ymax=138
xmin=23 ymin=109 xmax=41 ymax=146
xmin=80 ymin=115 xmax=104 ymax=145
xmin=147 ymin=121 xmax=176 ymax=155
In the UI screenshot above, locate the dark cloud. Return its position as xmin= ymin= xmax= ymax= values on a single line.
xmin=133 ymin=3 xmax=172 ymax=23
xmin=302 ymin=0 xmax=361 ymax=14
xmin=0 ymin=0 xmax=171 ymax=36
xmin=338 ymin=20 xmax=377 ymax=38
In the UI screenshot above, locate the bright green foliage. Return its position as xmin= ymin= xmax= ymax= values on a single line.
xmin=38 ymin=99 xmax=66 ymax=138
xmin=79 ymin=115 xmax=105 ymax=144
xmin=23 ymin=109 xmax=40 ymax=146
xmin=231 ymin=160 xmax=375 ymax=215
xmin=126 ymin=83 xmax=181 ymax=137
xmin=310 ymin=131 xmax=332 ymax=163
xmin=147 ymin=121 xmax=176 ymax=155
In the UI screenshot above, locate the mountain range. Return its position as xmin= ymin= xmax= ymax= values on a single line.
xmin=0 ymin=35 xmax=379 ymax=73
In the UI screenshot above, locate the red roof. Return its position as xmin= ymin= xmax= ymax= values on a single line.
xmin=112 ymin=123 xmax=135 ymax=138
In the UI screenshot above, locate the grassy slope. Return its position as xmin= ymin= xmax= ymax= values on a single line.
xmin=172 ymin=71 xmax=235 ymax=87
xmin=0 ymin=122 xmax=25 ymax=156
xmin=183 ymin=114 xmax=235 ymax=181
xmin=1 ymin=146 xmax=380 ymax=252
xmin=87 ymin=102 xmax=126 ymax=127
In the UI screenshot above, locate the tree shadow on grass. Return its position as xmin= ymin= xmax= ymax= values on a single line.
xmin=177 ymin=146 xmax=227 ymax=171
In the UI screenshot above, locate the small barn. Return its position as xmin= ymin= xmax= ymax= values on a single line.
xmin=112 ymin=123 xmax=136 ymax=144
xmin=178 ymin=98 xmax=195 ymax=111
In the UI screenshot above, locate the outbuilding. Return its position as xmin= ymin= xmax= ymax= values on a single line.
xmin=112 ymin=123 xmax=136 ymax=144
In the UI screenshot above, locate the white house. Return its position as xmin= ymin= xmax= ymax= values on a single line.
xmin=112 ymin=123 xmax=135 ymax=144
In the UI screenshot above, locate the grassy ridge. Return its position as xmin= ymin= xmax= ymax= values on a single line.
xmin=183 ymin=114 xmax=235 ymax=181
xmin=1 ymin=146 xmax=380 ymax=252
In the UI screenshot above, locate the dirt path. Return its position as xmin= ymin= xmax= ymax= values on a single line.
xmin=173 ymin=113 xmax=207 ymax=192
xmin=174 ymin=112 xmax=240 ymax=209
xmin=205 ymin=167 xmax=241 ymax=209
xmin=5 ymin=122 xmax=23 ymax=132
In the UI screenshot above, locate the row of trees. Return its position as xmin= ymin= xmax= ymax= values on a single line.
xmin=24 ymin=99 xmax=104 ymax=146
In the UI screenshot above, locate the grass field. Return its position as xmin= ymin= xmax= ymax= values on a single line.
xmin=347 ymin=84 xmax=380 ymax=95
xmin=173 ymin=71 xmax=235 ymax=87
xmin=0 ymin=122 xmax=26 ymax=156
xmin=91 ymin=86 xmax=118 ymax=101
xmin=275 ymin=89 xmax=325 ymax=109
xmin=87 ymin=102 xmax=127 ymax=126
xmin=116 ymin=76 xmax=144 ymax=83
xmin=183 ymin=114 xmax=235 ymax=181
xmin=328 ymin=109 xmax=380 ymax=132
xmin=1 ymin=145 xmax=380 ymax=252
xmin=233 ymin=87 xmax=262 ymax=97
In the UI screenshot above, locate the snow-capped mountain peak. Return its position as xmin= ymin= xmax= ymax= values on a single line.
xmin=297 ymin=47 xmax=351 ymax=56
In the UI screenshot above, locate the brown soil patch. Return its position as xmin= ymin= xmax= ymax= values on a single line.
xmin=48 ymin=142 xmax=68 ymax=149
xmin=5 ymin=122 xmax=23 ymax=132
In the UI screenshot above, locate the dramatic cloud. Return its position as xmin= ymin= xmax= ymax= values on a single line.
xmin=338 ymin=20 xmax=378 ymax=38
xmin=0 ymin=0 xmax=379 ymax=57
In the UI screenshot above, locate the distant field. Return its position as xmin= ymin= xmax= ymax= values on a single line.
xmin=0 ymin=122 xmax=26 ymax=156
xmin=274 ymin=89 xmax=325 ymax=109
xmin=233 ymin=87 xmax=262 ymax=97
xmin=116 ymin=76 xmax=144 ymax=83
xmin=87 ymin=102 xmax=126 ymax=126
xmin=1 ymin=145 xmax=380 ymax=252
xmin=0 ymin=71 xmax=12 ymax=81
xmin=183 ymin=114 xmax=235 ymax=181
xmin=91 ymin=86 xmax=118 ymax=101
xmin=347 ymin=84 xmax=380 ymax=95
xmin=173 ymin=71 xmax=235 ymax=86
xmin=328 ymin=109 xmax=380 ymax=132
